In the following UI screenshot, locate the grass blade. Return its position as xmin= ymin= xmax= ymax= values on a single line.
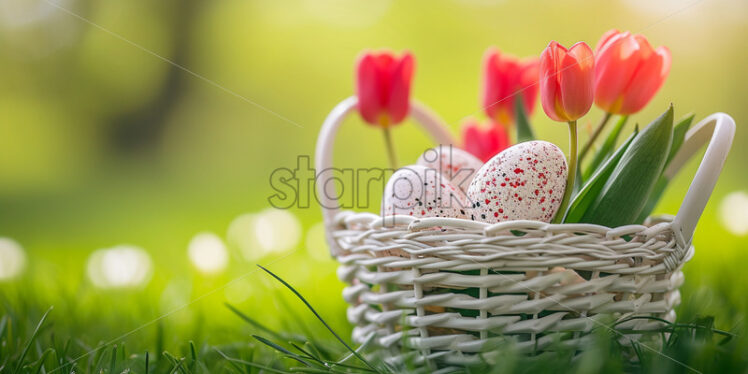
xmin=291 ymin=343 xmax=329 ymax=369
xmin=109 ymin=345 xmax=117 ymax=374
xmin=303 ymin=342 xmax=327 ymax=363
xmin=163 ymin=351 xmax=187 ymax=374
xmin=0 ymin=315 xmax=7 ymax=343
xmin=30 ymin=347 xmax=54 ymax=374
xmin=334 ymin=332 xmax=378 ymax=370
xmin=189 ymin=341 xmax=198 ymax=372
xmin=214 ymin=347 xmax=288 ymax=374
xmin=253 ymin=335 xmax=312 ymax=367
xmin=13 ymin=306 xmax=52 ymax=374
xmin=257 ymin=265 xmax=379 ymax=372
xmin=252 ymin=335 xmax=297 ymax=357
xmin=225 ymin=303 xmax=286 ymax=341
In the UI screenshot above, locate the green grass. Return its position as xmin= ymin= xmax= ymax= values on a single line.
xmin=2 ymin=266 xmax=747 ymax=374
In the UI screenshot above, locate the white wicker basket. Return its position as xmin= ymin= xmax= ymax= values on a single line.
xmin=315 ymin=97 xmax=735 ymax=367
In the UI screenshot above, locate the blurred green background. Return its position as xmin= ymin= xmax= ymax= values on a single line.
xmin=1 ymin=0 xmax=747 ymax=354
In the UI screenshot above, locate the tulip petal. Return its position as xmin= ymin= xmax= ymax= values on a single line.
xmin=486 ymin=123 xmax=511 ymax=161
xmin=482 ymin=49 xmax=502 ymax=121
xmin=494 ymin=55 xmax=519 ymax=124
xmin=633 ymin=34 xmax=655 ymax=59
xmin=374 ymin=54 xmax=396 ymax=112
xmin=657 ymin=46 xmax=672 ymax=78
xmin=539 ymin=41 xmax=565 ymax=122
xmin=462 ymin=121 xmax=489 ymax=161
xmin=568 ymin=41 xmax=594 ymax=73
xmin=595 ymin=29 xmax=620 ymax=54
xmin=355 ymin=51 xmax=414 ymax=126
xmin=559 ymin=42 xmax=594 ymax=121
xmin=593 ymin=31 xmax=671 ymax=115
xmin=386 ymin=53 xmax=414 ymax=124
xmin=594 ymin=33 xmax=642 ymax=113
xmin=462 ymin=120 xmax=510 ymax=162
xmin=618 ymin=46 xmax=670 ymax=114
xmin=482 ymin=48 xmax=539 ymax=125
xmin=520 ymin=58 xmax=540 ymax=115
xmin=356 ymin=53 xmax=382 ymax=124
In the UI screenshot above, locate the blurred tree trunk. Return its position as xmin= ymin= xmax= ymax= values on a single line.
xmin=109 ymin=0 xmax=199 ymax=153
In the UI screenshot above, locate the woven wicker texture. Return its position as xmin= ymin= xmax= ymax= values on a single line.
xmin=315 ymin=98 xmax=734 ymax=367
xmin=332 ymin=213 xmax=688 ymax=365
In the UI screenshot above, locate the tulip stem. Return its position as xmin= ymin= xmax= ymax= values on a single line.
xmin=382 ymin=127 xmax=398 ymax=170
xmin=579 ymin=112 xmax=612 ymax=164
xmin=553 ymin=120 xmax=577 ymax=224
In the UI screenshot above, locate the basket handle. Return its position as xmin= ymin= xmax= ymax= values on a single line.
xmin=315 ymin=97 xmax=456 ymax=247
xmin=670 ymin=112 xmax=735 ymax=249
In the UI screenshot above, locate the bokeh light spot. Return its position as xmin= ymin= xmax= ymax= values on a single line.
xmin=227 ymin=209 xmax=301 ymax=261
xmin=254 ymin=209 xmax=301 ymax=253
xmin=87 ymin=245 xmax=153 ymax=289
xmin=719 ymin=191 xmax=748 ymax=236
xmin=188 ymin=232 xmax=229 ymax=274
xmin=0 ymin=238 xmax=26 ymax=281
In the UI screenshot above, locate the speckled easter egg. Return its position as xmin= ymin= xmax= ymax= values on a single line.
xmin=467 ymin=141 xmax=567 ymax=223
xmin=417 ymin=146 xmax=483 ymax=193
xmin=382 ymin=165 xmax=469 ymax=219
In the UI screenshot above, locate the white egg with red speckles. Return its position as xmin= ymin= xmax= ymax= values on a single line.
xmin=417 ymin=146 xmax=483 ymax=193
xmin=382 ymin=165 xmax=469 ymax=219
xmin=467 ymin=141 xmax=567 ymax=223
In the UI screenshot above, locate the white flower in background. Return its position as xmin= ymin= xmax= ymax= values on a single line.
xmin=227 ymin=209 xmax=301 ymax=261
xmin=0 ymin=238 xmax=26 ymax=281
xmin=87 ymin=245 xmax=153 ymax=289
xmin=305 ymin=222 xmax=330 ymax=261
xmin=720 ymin=191 xmax=748 ymax=236
xmin=188 ymin=232 xmax=228 ymax=274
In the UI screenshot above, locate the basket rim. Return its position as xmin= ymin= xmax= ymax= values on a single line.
xmin=328 ymin=210 xmax=692 ymax=274
xmin=331 ymin=210 xmax=674 ymax=235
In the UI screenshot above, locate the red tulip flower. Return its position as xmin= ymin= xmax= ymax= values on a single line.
xmin=482 ymin=48 xmax=539 ymax=126
xmin=355 ymin=51 xmax=415 ymax=169
xmin=539 ymin=41 xmax=594 ymax=223
xmin=461 ymin=119 xmax=511 ymax=162
xmin=356 ymin=51 xmax=415 ymax=127
xmin=539 ymin=41 xmax=595 ymax=122
xmin=594 ymin=30 xmax=671 ymax=115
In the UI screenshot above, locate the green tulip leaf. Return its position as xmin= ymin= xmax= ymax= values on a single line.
xmin=582 ymin=115 xmax=630 ymax=180
xmin=580 ymin=105 xmax=674 ymax=227
xmin=635 ymin=177 xmax=669 ymax=224
xmin=515 ymin=94 xmax=535 ymax=143
xmin=666 ymin=113 xmax=695 ymax=167
xmin=635 ymin=114 xmax=695 ymax=222
xmin=573 ymin=165 xmax=584 ymax=194
xmin=564 ymin=129 xmax=637 ymax=223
